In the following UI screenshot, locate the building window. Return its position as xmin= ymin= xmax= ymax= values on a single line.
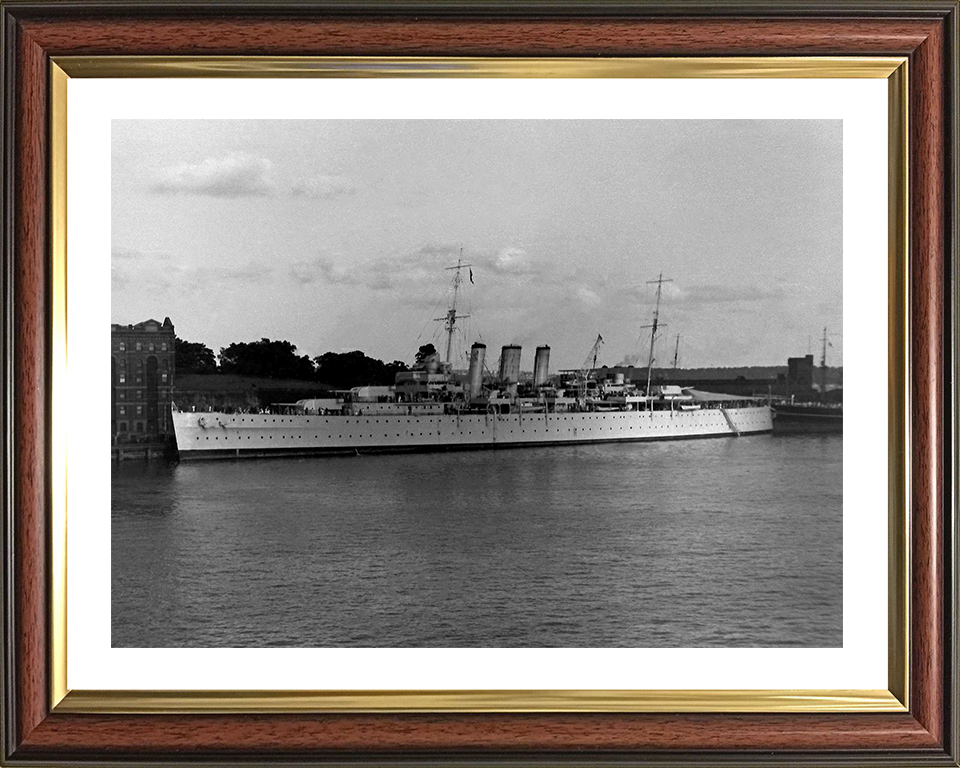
xmin=148 ymin=343 xmax=155 ymax=352
xmin=119 ymin=375 xmax=126 ymax=384
xmin=136 ymin=390 xmax=142 ymax=399
xmin=119 ymin=422 xmax=128 ymax=432
xmin=119 ymin=342 xmax=126 ymax=352
xmin=136 ymin=376 xmax=142 ymax=384
xmin=120 ymin=358 xmax=127 ymax=368
xmin=136 ymin=422 xmax=144 ymax=433
xmin=136 ymin=342 xmax=142 ymax=351
xmin=119 ymin=391 xmax=126 ymax=400
xmin=119 ymin=406 xmax=127 ymax=416
xmin=161 ymin=343 xmax=168 ymax=351
xmin=136 ymin=405 xmax=143 ymax=415
xmin=161 ymin=373 xmax=168 ymax=383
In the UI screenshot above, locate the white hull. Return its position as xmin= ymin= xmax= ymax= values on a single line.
xmin=172 ymin=405 xmax=774 ymax=460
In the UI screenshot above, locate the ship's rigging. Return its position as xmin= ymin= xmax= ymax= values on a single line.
xmin=436 ymin=254 xmax=472 ymax=366
xmin=415 ymin=252 xmax=476 ymax=369
xmin=642 ymin=273 xmax=672 ymax=396
xmin=819 ymin=326 xmax=840 ymax=400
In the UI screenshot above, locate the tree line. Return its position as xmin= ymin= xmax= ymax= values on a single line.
xmin=176 ymin=337 xmax=437 ymax=389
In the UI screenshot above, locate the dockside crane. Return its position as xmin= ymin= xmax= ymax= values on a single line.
xmin=576 ymin=334 xmax=604 ymax=402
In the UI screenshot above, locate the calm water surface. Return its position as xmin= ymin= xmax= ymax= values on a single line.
xmin=112 ymin=434 xmax=842 ymax=647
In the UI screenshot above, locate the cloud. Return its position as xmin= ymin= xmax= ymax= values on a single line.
xmin=379 ymin=244 xmax=549 ymax=291
xmin=112 ymin=246 xmax=173 ymax=263
xmin=151 ymin=153 xmax=276 ymax=197
xmin=198 ymin=261 xmax=273 ymax=284
xmin=475 ymin=247 xmax=542 ymax=277
xmin=289 ymin=174 xmax=356 ymax=200
xmin=112 ymin=247 xmax=177 ymax=291
xmin=674 ymin=284 xmax=784 ymax=305
xmin=568 ymin=285 xmax=602 ymax=307
xmin=113 ymin=249 xmax=273 ymax=300
xmin=288 ymin=245 xmax=575 ymax=323
xmin=290 ymin=256 xmax=357 ymax=286
xmin=336 ymin=244 xmax=549 ymax=295
xmin=112 ymin=246 xmax=145 ymax=262
xmin=290 ymin=244 xmax=458 ymax=292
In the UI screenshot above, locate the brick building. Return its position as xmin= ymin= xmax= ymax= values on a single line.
xmin=111 ymin=318 xmax=176 ymax=438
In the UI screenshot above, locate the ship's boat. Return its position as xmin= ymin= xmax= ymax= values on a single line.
xmin=171 ymin=266 xmax=773 ymax=460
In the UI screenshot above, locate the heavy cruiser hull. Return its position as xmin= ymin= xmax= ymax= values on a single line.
xmin=172 ymin=405 xmax=774 ymax=460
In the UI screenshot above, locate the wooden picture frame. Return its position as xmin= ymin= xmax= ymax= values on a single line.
xmin=2 ymin=1 xmax=957 ymax=765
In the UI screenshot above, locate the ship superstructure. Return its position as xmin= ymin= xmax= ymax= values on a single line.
xmin=772 ymin=327 xmax=843 ymax=433
xmin=172 ymin=266 xmax=773 ymax=460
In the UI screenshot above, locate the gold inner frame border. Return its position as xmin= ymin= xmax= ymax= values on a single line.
xmin=48 ymin=55 xmax=909 ymax=715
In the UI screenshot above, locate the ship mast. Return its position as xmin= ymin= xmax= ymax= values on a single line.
xmin=820 ymin=326 xmax=829 ymax=402
xmin=436 ymin=253 xmax=472 ymax=366
xmin=642 ymin=273 xmax=672 ymax=396
xmin=672 ymin=334 xmax=681 ymax=370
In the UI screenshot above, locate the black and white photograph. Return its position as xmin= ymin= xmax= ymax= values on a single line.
xmin=110 ymin=118 xmax=843 ymax=650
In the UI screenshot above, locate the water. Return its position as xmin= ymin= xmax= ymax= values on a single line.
xmin=112 ymin=434 xmax=842 ymax=648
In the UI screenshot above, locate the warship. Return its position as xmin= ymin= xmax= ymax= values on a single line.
xmin=171 ymin=264 xmax=773 ymax=460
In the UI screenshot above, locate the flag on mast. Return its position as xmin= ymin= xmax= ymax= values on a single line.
xmin=469 ymin=268 xmax=474 ymax=284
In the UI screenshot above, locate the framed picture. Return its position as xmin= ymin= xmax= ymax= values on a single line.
xmin=2 ymin=1 xmax=957 ymax=766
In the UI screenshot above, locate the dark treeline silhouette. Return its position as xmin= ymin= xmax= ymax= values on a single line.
xmin=220 ymin=339 xmax=316 ymax=380
xmin=174 ymin=336 xmax=412 ymax=389
xmin=175 ymin=338 xmax=217 ymax=374
xmin=314 ymin=351 xmax=408 ymax=389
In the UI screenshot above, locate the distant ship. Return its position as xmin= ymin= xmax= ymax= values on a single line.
xmin=771 ymin=402 xmax=843 ymax=433
xmin=171 ymin=264 xmax=773 ymax=460
xmin=772 ymin=328 xmax=843 ymax=434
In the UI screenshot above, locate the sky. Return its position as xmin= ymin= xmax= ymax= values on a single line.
xmin=112 ymin=119 xmax=843 ymax=372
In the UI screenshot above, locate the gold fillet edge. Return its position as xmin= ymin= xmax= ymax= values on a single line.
xmin=886 ymin=60 xmax=910 ymax=710
xmin=50 ymin=61 xmax=68 ymax=710
xmin=54 ymin=689 xmax=906 ymax=714
xmin=50 ymin=55 xmax=907 ymax=79
xmin=46 ymin=55 xmax=910 ymax=715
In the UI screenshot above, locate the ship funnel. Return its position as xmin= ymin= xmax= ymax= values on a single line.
xmin=499 ymin=345 xmax=522 ymax=396
xmin=467 ymin=343 xmax=486 ymax=399
xmin=533 ymin=345 xmax=551 ymax=388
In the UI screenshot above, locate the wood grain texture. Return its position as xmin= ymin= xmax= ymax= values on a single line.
xmin=12 ymin=16 xmax=48 ymax=749
xmin=909 ymin=16 xmax=946 ymax=747
xmin=16 ymin=16 xmax=943 ymax=56
xmin=3 ymin=5 xmax=956 ymax=764
xmin=13 ymin=712 xmax=944 ymax=754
